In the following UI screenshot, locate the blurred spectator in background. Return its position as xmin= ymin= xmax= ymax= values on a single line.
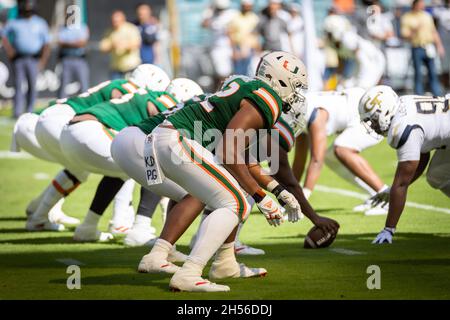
xmin=228 ymin=0 xmax=259 ymax=76
xmin=401 ymin=0 xmax=445 ymax=95
xmin=1 ymin=0 xmax=50 ymax=118
xmin=57 ymin=6 xmax=89 ymax=98
xmin=324 ymin=12 xmax=385 ymax=89
xmin=287 ymin=3 xmax=304 ymax=59
xmin=135 ymin=3 xmax=160 ymax=65
xmin=433 ymin=0 xmax=450 ymax=89
xmin=202 ymin=0 xmax=237 ymax=88
xmin=100 ymin=10 xmax=141 ymax=80
xmin=322 ymin=11 xmax=355 ymax=88
xmin=258 ymin=0 xmax=292 ymax=52
xmin=366 ymin=1 xmax=395 ymax=49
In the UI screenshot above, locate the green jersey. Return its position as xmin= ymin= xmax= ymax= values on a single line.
xmin=272 ymin=117 xmax=295 ymax=152
xmin=164 ymin=76 xmax=282 ymax=148
xmin=50 ymin=79 xmax=136 ymax=113
xmin=78 ymin=88 xmax=178 ymax=131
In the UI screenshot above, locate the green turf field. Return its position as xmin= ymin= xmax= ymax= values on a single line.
xmin=0 ymin=114 xmax=449 ymax=300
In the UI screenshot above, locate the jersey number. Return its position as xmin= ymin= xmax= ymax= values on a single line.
xmin=200 ymin=81 xmax=240 ymax=113
xmin=415 ymin=98 xmax=449 ymax=114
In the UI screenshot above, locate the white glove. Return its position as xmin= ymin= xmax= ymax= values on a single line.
xmin=372 ymin=227 xmax=395 ymax=244
xmin=256 ymin=195 xmax=284 ymax=227
xmin=369 ymin=186 xmax=390 ymax=207
xmin=277 ymin=189 xmax=303 ymax=223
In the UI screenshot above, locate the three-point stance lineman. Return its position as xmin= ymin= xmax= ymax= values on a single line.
xmin=359 ymin=86 xmax=450 ymax=244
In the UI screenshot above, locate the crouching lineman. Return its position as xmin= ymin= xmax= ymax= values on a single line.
xmin=113 ymin=52 xmax=337 ymax=292
xmin=292 ymin=88 xmax=390 ymax=215
xmin=14 ymin=64 xmax=169 ymax=232
xmin=59 ymin=78 xmax=203 ymax=242
xmin=359 ymin=86 xmax=450 ymax=244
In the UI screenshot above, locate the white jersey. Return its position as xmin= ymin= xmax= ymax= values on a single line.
xmin=388 ymin=95 xmax=450 ymax=161
xmin=305 ymin=88 xmax=365 ymax=135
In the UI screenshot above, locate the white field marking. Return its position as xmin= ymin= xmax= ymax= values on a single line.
xmin=315 ymin=184 xmax=450 ymax=215
xmin=0 ymin=150 xmax=32 ymax=159
xmin=33 ymin=172 xmax=50 ymax=180
xmin=56 ymin=258 xmax=85 ymax=266
xmin=329 ymin=248 xmax=366 ymax=255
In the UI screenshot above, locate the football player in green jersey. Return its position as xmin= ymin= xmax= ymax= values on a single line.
xmin=58 ymin=79 xmax=203 ymax=242
xmin=22 ymin=64 xmax=170 ymax=232
xmin=112 ymin=51 xmax=310 ymax=292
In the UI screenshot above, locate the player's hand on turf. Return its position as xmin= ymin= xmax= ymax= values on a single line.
xmin=369 ymin=186 xmax=390 ymax=207
xmin=256 ymin=195 xmax=284 ymax=227
xmin=314 ymin=216 xmax=340 ymax=235
xmin=276 ymin=190 xmax=303 ymax=223
xmin=372 ymin=227 xmax=395 ymax=244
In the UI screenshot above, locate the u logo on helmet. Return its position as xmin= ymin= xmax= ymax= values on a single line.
xmin=283 ymin=60 xmax=299 ymax=74
xmin=365 ymin=92 xmax=382 ymax=112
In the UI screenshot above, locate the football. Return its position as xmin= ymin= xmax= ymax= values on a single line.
xmin=304 ymin=226 xmax=336 ymax=249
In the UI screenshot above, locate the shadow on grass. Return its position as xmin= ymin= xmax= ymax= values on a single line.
xmin=49 ymin=272 xmax=171 ymax=291
xmin=0 ymin=235 xmax=123 ymax=245
xmin=0 ymin=216 xmax=27 ymax=222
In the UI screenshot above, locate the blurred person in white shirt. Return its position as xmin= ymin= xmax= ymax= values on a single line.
xmin=202 ymin=0 xmax=238 ymax=88
xmin=287 ymin=3 xmax=304 ymax=59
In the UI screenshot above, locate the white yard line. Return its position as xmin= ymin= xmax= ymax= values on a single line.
xmin=329 ymin=248 xmax=366 ymax=255
xmin=55 ymin=258 xmax=85 ymax=266
xmin=0 ymin=150 xmax=32 ymax=159
xmin=33 ymin=172 xmax=50 ymax=180
xmin=315 ymin=184 xmax=450 ymax=215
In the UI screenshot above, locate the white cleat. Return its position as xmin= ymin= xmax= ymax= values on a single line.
xmin=108 ymin=220 xmax=136 ymax=235
xmin=124 ymin=226 xmax=157 ymax=247
xmin=49 ymin=210 xmax=80 ymax=226
xmin=169 ymin=272 xmax=230 ymax=292
xmin=209 ymin=261 xmax=267 ymax=280
xmin=26 ymin=219 xmax=65 ymax=232
xmin=73 ymin=224 xmax=114 ymax=242
xmin=235 ymin=241 xmax=265 ymax=255
xmin=353 ymin=200 xmax=372 ymax=212
xmin=137 ymin=253 xmax=180 ymax=274
xmin=365 ymin=203 xmax=389 ymax=216
xmin=168 ymin=247 xmax=188 ymax=263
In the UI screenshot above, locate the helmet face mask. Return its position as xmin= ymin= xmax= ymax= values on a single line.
xmin=282 ymin=91 xmax=308 ymax=137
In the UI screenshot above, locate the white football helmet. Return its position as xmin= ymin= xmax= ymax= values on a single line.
xmin=129 ymin=64 xmax=170 ymax=91
xmin=166 ymin=78 xmax=204 ymax=102
xmin=359 ymin=85 xmax=399 ymax=136
xmin=255 ymin=51 xmax=308 ymax=115
xmin=323 ymin=14 xmax=353 ymax=43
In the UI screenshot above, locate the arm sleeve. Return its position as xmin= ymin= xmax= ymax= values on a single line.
xmin=396 ymin=128 xmax=425 ymax=162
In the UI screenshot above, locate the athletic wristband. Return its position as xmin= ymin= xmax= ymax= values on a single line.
xmin=384 ymin=227 xmax=396 ymax=235
xmin=267 ymin=180 xmax=285 ymax=197
xmin=266 ymin=180 xmax=280 ymax=193
xmin=252 ymin=189 xmax=266 ymax=203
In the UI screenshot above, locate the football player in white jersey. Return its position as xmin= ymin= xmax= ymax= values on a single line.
xmin=292 ymin=88 xmax=390 ymax=215
xmin=323 ymin=15 xmax=385 ymax=89
xmin=359 ymin=86 xmax=450 ymax=244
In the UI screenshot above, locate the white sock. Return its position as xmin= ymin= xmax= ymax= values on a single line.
xmin=32 ymin=170 xmax=76 ymax=222
xmin=214 ymin=241 xmax=235 ymax=264
xmin=187 ymin=208 xmax=239 ymax=267
xmin=82 ymin=210 xmax=101 ymax=228
xmin=133 ymin=214 xmax=151 ymax=228
xmin=112 ymin=179 xmax=135 ymax=222
xmin=149 ymin=238 xmax=172 ymax=260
